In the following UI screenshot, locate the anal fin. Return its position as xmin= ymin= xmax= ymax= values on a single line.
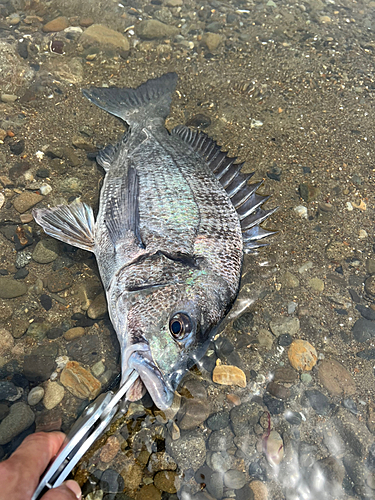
xmin=33 ymin=199 xmax=95 ymax=252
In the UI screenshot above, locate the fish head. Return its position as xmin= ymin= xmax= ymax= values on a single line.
xmin=111 ymin=263 xmax=234 ymax=410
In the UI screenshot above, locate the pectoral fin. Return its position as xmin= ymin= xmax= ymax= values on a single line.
xmin=33 ymin=199 xmax=95 ymax=252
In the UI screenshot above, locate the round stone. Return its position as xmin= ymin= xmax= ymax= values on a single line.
xmin=318 ymin=359 xmax=356 ymax=396
xmin=223 ymin=469 xmax=247 ymax=489
xmin=0 ymin=402 xmax=35 ymax=445
xmin=0 ymin=278 xmax=27 ymax=299
xmin=27 ymin=386 xmax=44 ymax=406
xmin=100 ymin=435 xmax=120 ymax=463
xmin=154 ymin=470 xmax=178 ymax=493
xmin=43 ymin=381 xmax=65 ymax=410
xmin=177 ymin=399 xmax=211 ymax=430
xmin=288 ymin=339 xmax=317 ymax=371
xmin=206 ymin=411 xmax=230 ymax=431
xmin=32 ymin=240 xmax=59 ymax=264
xmin=63 ymin=327 xmax=85 ymax=341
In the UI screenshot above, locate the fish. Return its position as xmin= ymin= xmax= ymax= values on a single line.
xmin=33 ymin=73 xmax=276 ymax=410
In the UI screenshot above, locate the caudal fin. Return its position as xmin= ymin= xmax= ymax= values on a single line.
xmin=82 ymin=72 xmax=178 ymax=126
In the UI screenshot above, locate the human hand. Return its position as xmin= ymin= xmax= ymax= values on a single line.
xmin=0 ymin=431 xmax=81 ymax=500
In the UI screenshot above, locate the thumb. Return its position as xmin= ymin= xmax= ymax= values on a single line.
xmin=41 ymin=480 xmax=81 ymax=500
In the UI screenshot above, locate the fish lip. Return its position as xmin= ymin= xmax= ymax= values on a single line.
xmin=123 ymin=343 xmax=174 ymax=410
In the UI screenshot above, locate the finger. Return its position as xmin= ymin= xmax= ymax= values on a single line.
xmin=41 ymin=481 xmax=81 ymax=500
xmin=1 ymin=431 xmax=66 ymax=499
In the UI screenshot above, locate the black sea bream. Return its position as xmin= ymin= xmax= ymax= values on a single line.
xmin=33 ymin=73 xmax=275 ymax=410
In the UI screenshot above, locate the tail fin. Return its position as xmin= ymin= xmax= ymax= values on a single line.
xmin=82 ymin=72 xmax=178 ymax=126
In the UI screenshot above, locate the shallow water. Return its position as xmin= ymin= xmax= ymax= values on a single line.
xmin=0 ymin=0 xmax=375 ymax=499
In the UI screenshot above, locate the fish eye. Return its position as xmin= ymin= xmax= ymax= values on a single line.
xmin=169 ymin=313 xmax=193 ymax=340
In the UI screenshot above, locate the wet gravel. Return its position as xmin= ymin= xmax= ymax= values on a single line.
xmin=1 ymin=0 xmax=375 ymax=498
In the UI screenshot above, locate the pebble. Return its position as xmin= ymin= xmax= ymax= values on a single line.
xmin=27 ymin=386 xmax=44 ymax=406
xmin=0 ymin=328 xmax=14 ymax=356
xmin=366 ymin=258 xmax=375 ymax=275
xmin=91 ymin=361 xmax=105 ymax=378
xmin=223 ymin=469 xmax=247 ymax=489
xmin=100 ymin=435 xmax=120 ymax=463
xmin=299 ymin=182 xmax=320 ymax=201
xmin=212 ymin=365 xmax=246 ymax=387
xmin=39 ymin=184 xmax=52 ymax=196
xmin=40 ymin=294 xmax=53 ymax=311
xmin=288 ymin=339 xmax=317 ymax=371
xmin=13 ymin=192 xmax=43 ymax=213
xmin=318 ymin=359 xmax=356 ymax=396
xmin=24 ymin=353 xmax=56 ymax=382
xmin=206 ymin=450 xmax=232 ymax=473
xmin=294 ymin=205 xmax=308 ymax=218
xmin=257 ymin=329 xmax=274 ymax=350
xmin=263 ymin=393 xmax=284 ymax=415
xmin=166 ymin=430 xmax=206 ymax=471
xmin=269 ymin=316 xmax=300 ymax=337
xmin=177 ymin=398 xmax=211 ymax=430
xmin=249 ymin=480 xmax=268 ymax=500
xmin=14 ymin=268 xmax=28 ymax=279
xmin=263 ymin=430 xmax=284 ymax=466
xmin=43 ymin=381 xmax=65 ymax=410
xmin=201 ymin=33 xmax=223 ymax=51
xmin=356 ymin=304 xmax=375 ymax=321
xmin=298 ymin=261 xmax=313 ymax=273
xmin=206 ymin=411 xmax=230 ymax=431
xmin=135 ymin=484 xmax=161 ymax=500
xmin=0 ymin=278 xmax=27 ymax=299
xmin=47 ymin=327 xmax=64 ymax=340
xmin=266 ymin=381 xmax=290 ymax=400
xmin=208 ymin=427 xmax=234 ymax=451
xmin=100 ymin=468 xmax=124 ymax=496
xmin=80 ymin=24 xmax=130 ymax=52
xmin=154 ymin=470 xmax=178 ymax=493
xmin=47 ymin=269 xmax=73 ymax=292
xmin=0 ymin=402 xmax=35 ymax=445
xmin=66 ymin=335 xmax=102 ymax=364
xmin=273 ymin=367 xmax=298 ymax=384
xmin=136 ymin=20 xmax=179 ymax=40
xmin=12 ymin=319 xmax=29 ymax=339
xmin=278 ymin=333 xmax=292 ymax=346
xmin=0 ymin=381 xmax=18 ymax=401
xmin=87 ymin=293 xmax=107 ymax=319
xmin=42 ymin=16 xmax=69 ymax=32
xmin=230 ymin=402 xmax=262 ymax=436
xmin=308 ymin=277 xmax=324 ymax=292
xmin=365 ymin=276 xmax=375 ymax=297
xmin=0 ymin=193 xmax=4 ymax=209
xmin=26 ymin=322 xmax=50 ymax=340
xmin=352 ymin=318 xmax=375 ymax=342
xmin=285 ymin=411 xmax=302 ymax=425
xmin=148 ymin=451 xmax=177 ymax=473
xmin=60 ymin=361 xmax=101 ymax=400
xmin=120 ymin=457 xmax=143 ymax=491
xmin=280 ymin=271 xmax=299 ymax=288
xmin=32 ymin=240 xmax=59 ymax=264
xmin=63 ymin=327 xmax=86 ymax=341
xmin=1 ymin=93 xmax=17 ymax=103
xmin=233 ymin=311 xmax=254 ymax=332
xmin=305 ymin=389 xmax=330 ymax=415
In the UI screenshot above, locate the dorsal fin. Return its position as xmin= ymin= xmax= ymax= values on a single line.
xmin=172 ymin=125 xmax=277 ymax=252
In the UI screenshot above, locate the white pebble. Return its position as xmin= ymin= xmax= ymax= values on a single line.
xmin=28 ymin=386 xmax=45 ymax=406
xmin=298 ymin=261 xmax=313 ymax=273
xmin=359 ymin=229 xmax=368 ymax=239
xmin=346 ymin=202 xmax=353 ymax=211
xmin=39 ymin=183 xmax=52 ymax=195
xmin=55 ymin=355 xmax=69 ymax=369
xmin=0 ymin=192 xmax=4 ymax=209
xmin=250 ymin=118 xmax=263 ymax=128
xmin=294 ymin=205 xmax=308 ymax=219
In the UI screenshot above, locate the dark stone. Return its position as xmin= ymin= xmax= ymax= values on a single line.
xmin=206 ymin=411 xmax=230 ymax=431
xmin=66 ymin=334 xmax=101 ymax=364
xmin=10 ymin=373 xmax=29 ymax=389
xmin=36 ymin=167 xmax=50 ymax=178
xmin=266 ymin=382 xmax=290 ymax=400
xmin=13 ymin=227 xmax=33 ymax=250
xmin=348 ymin=289 xmax=361 ymax=303
xmin=100 ymin=468 xmax=124 ymax=498
xmin=335 ymin=308 xmax=348 ymax=315
xmin=263 ymin=392 xmax=284 ymax=415
xmin=8 ymin=162 xmax=30 ymax=180
xmin=342 ymin=398 xmax=359 ymax=415
xmin=214 ymin=337 xmax=234 ymax=358
xmin=0 ymin=269 xmax=8 ymax=275
xmin=14 ymin=268 xmax=28 ymax=279
xmin=235 ymin=484 xmax=254 ymax=500
xmin=46 ymin=327 xmax=64 ymax=339
xmin=349 ymin=275 xmax=365 ymax=287
xmin=248 ymin=460 xmax=267 ymax=481
xmin=230 ymin=402 xmax=262 ymax=436
xmin=23 ymin=355 xmax=55 ymax=382
xmin=40 ymin=294 xmax=53 ymax=311
xmin=356 ymin=348 xmax=375 ymax=360
xmin=305 ymin=389 xmax=330 ymax=416
xmin=186 ymin=114 xmax=211 ymax=129
xmin=52 ymin=256 xmax=74 ymax=271
xmin=299 ymin=182 xmax=319 ymax=202
xmin=356 ymin=304 xmax=375 ymax=321
xmin=285 ymin=411 xmax=302 ymax=425
xmin=199 ymin=352 xmax=216 ymax=372
xmin=233 ymin=312 xmax=254 ymax=333
xmin=267 ymin=165 xmax=282 ymax=181
xmin=17 ymin=39 xmax=28 ymax=59
xmin=0 ymin=403 xmax=9 ymax=421
xmin=352 ymin=318 xmax=375 ymax=342
xmin=0 ymin=381 xmax=18 ymax=401
xmin=278 ymin=333 xmax=292 ymax=346
xmin=9 ymin=140 xmax=25 ymax=155
xmin=302 ymin=166 xmax=311 ymax=174
xmin=205 ymin=21 xmax=222 ymax=32
xmin=71 ymin=313 xmax=96 ymax=328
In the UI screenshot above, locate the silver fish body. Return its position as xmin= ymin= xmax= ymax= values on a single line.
xmin=33 ymin=73 xmax=275 ymax=410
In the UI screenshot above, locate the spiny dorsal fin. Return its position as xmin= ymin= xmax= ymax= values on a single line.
xmin=172 ymin=124 xmax=277 ymax=251
xmin=95 ymin=132 xmax=129 ymax=172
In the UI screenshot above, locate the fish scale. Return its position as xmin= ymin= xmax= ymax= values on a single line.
xmin=33 ymin=73 xmax=276 ymax=410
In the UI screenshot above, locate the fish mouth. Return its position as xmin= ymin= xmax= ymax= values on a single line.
xmin=122 ymin=343 xmax=174 ymax=410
